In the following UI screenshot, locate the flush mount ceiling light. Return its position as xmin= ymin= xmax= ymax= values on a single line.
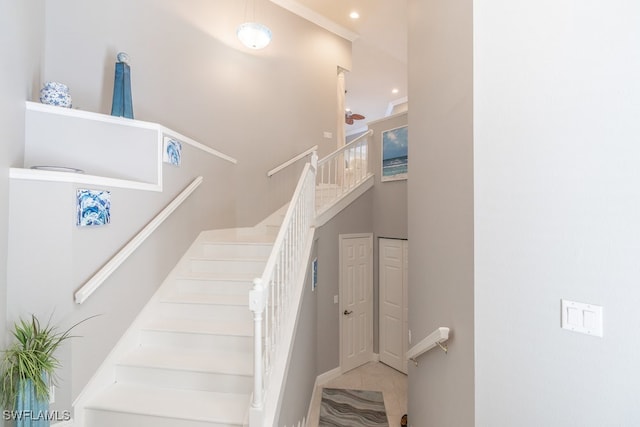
xmin=237 ymin=0 xmax=272 ymax=49
xmin=349 ymin=11 xmax=360 ymax=19
xmin=237 ymin=22 xmax=272 ymax=49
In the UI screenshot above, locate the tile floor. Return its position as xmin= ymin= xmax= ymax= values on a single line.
xmin=307 ymin=362 xmax=407 ymax=427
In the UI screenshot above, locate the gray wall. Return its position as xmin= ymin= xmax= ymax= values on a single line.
xmin=369 ymin=112 xmax=408 ymax=240
xmin=474 ymin=0 xmax=640 ymax=425
xmin=315 ymin=190 xmax=374 ymax=375
xmin=0 ymin=0 xmax=45 ymax=420
xmin=369 ymin=112 xmax=408 ymax=354
xmin=43 ymin=0 xmax=351 ymax=226
xmin=407 ymin=0 xmax=475 ymax=426
xmin=314 ymin=114 xmax=408 ymax=374
xmin=276 ymin=242 xmax=318 ymax=427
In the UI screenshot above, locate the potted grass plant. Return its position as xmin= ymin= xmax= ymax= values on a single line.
xmin=1 ymin=314 xmax=91 ymax=426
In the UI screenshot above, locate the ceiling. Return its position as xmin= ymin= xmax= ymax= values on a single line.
xmin=269 ymin=0 xmax=408 ymax=134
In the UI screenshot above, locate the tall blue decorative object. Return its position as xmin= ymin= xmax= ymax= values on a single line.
xmin=111 ymin=52 xmax=134 ymax=119
xmin=16 ymin=378 xmax=50 ymax=427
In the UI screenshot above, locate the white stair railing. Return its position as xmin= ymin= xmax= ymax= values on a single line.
xmin=316 ymin=129 xmax=373 ymax=212
xmin=250 ymin=153 xmax=318 ymax=427
xmin=267 ymin=145 xmax=319 ymax=177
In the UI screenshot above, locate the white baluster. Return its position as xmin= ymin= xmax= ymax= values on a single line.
xmin=250 ymin=278 xmax=266 ymax=409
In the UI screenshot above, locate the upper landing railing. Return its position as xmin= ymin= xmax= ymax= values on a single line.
xmin=316 ymin=130 xmax=373 ymax=211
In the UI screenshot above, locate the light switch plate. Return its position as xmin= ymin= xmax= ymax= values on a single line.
xmin=561 ymin=299 xmax=603 ymax=337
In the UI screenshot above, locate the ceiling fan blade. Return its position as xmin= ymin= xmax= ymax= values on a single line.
xmin=352 ymin=114 xmax=365 ymax=120
xmin=345 ymin=118 xmax=354 ymax=125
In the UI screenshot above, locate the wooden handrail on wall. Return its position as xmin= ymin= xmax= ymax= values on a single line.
xmin=74 ymin=176 xmax=204 ymax=304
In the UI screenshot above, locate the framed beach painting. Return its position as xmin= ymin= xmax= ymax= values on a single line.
xmin=381 ymin=125 xmax=408 ymax=182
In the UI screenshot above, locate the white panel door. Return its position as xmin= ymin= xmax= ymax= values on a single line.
xmin=379 ymin=238 xmax=409 ymax=373
xmin=340 ymin=234 xmax=373 ymax=373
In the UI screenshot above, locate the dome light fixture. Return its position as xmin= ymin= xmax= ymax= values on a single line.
xmin=237 ymin=22 xmax=272 ymax=49
xmin=350 ymin=11 xmax=360 ymax=19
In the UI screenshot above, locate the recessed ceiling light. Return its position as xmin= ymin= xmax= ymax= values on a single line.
xmin=349 ymin=11 xmax=360 ymax=19
xmin=392 ymin=88 xmax=399 ymax=94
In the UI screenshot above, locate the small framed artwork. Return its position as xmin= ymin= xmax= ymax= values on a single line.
xmin=76 ymin=189 xmax=111 ymax=227
xmin=381 ymin=125 xmax=408 ymax=182
xmin=163 ymin=136 xmax=183 ymax=166
xmin=311 ymin=257 xmax=318 ymax=291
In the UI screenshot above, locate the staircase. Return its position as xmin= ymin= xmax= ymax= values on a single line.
xmin=78 ymin=132 xmax=374 ymax=427
xmin=82 ymin=221 xmax=280 ymax=427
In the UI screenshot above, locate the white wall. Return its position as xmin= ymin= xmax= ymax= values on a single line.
xmin=7 ymin=142 xmax=238 ymax=414
xmin=407 ymin=0 xmax=475 ymax=425
xmin=0 ymin=0 xmax=44 ymax=420
xmin=474 ymin=1 xmax=640 ymax=425
xmin=43 ymin=0 xmax=351 ymax=226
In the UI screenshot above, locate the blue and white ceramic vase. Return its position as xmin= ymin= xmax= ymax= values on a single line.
xmin=39 ymin=81 xmax=72 ymax=108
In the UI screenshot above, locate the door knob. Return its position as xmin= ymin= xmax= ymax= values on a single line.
xmin=343 ymin=310 xmax=353 ymax=316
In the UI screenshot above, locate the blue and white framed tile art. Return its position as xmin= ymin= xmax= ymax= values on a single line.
xmin=163 ymin=136 xmax=182 ymax=166
xmin=76 ymin=189 xmax=111 ymax=227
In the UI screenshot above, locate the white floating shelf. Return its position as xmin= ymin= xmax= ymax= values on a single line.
xmin=10 ymin=167 xmax=161 ymax=192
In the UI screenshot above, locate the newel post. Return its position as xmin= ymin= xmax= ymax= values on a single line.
xmin=249 ymin=278 xmax=267 ymax=426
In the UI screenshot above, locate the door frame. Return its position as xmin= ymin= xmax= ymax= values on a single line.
xmin=338 ymin=233 xmax=374 ymax=372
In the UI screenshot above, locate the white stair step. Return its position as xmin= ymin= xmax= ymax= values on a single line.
xmin=174 ymin=274 xmax=255 ymax=295
xmin=200 ymin=242 xmax=273 ymax=259
xmin=116 ymin=347 xmax=252 ymax=393
xmin=200 ymin=228 xmax=276 ymax=242
xmin=139 ymin=318 xmax=253 ymax=351
xmin=189 ymin=258 xmax=267 ymax=275
xmin=160 ymin=293 xmax=249 ymax=305
xmin=85 ymin=383 xmax=249 ymax=427
xmin=157 ymin=298 xmax=251 ymax=322
xmin=143 ymin=317 xmax=252 ymax=336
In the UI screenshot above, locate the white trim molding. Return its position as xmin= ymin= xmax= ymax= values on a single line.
xmin=268 ymin=0 xmax=359 ymax=41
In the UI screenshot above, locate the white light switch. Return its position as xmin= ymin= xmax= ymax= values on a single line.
xmin=333 ymin=295 xmax=339 ymax=304
xmin=561 ymin=299 xmax=603 ymax=337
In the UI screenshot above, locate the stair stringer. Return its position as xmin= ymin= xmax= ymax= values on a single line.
xmin=315 ymin=174 xmax=374 ymax=227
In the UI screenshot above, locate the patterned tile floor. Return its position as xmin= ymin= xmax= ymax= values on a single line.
xmin=308 ymin=362 xmax=407 ymax=427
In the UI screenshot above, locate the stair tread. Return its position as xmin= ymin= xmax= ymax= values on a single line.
xmin=189 ymin=256 xmax=268 ymax=262
xmin=119 ymin=346 xmax=252 ymax=375
xmin=87 ymin=383 xmax=250 ymax=424
xmin=200 ymin=228 xmax=277 ymax=243
xmin=176 ymin=271 xmax=260 ymax=281
xmin=201 ymin=241 xmax=274 ymax=247
xmin=143 ymin=317 xmax=253 ymax=336
xmin=160 ymin=293 xmax=248 ymax=306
